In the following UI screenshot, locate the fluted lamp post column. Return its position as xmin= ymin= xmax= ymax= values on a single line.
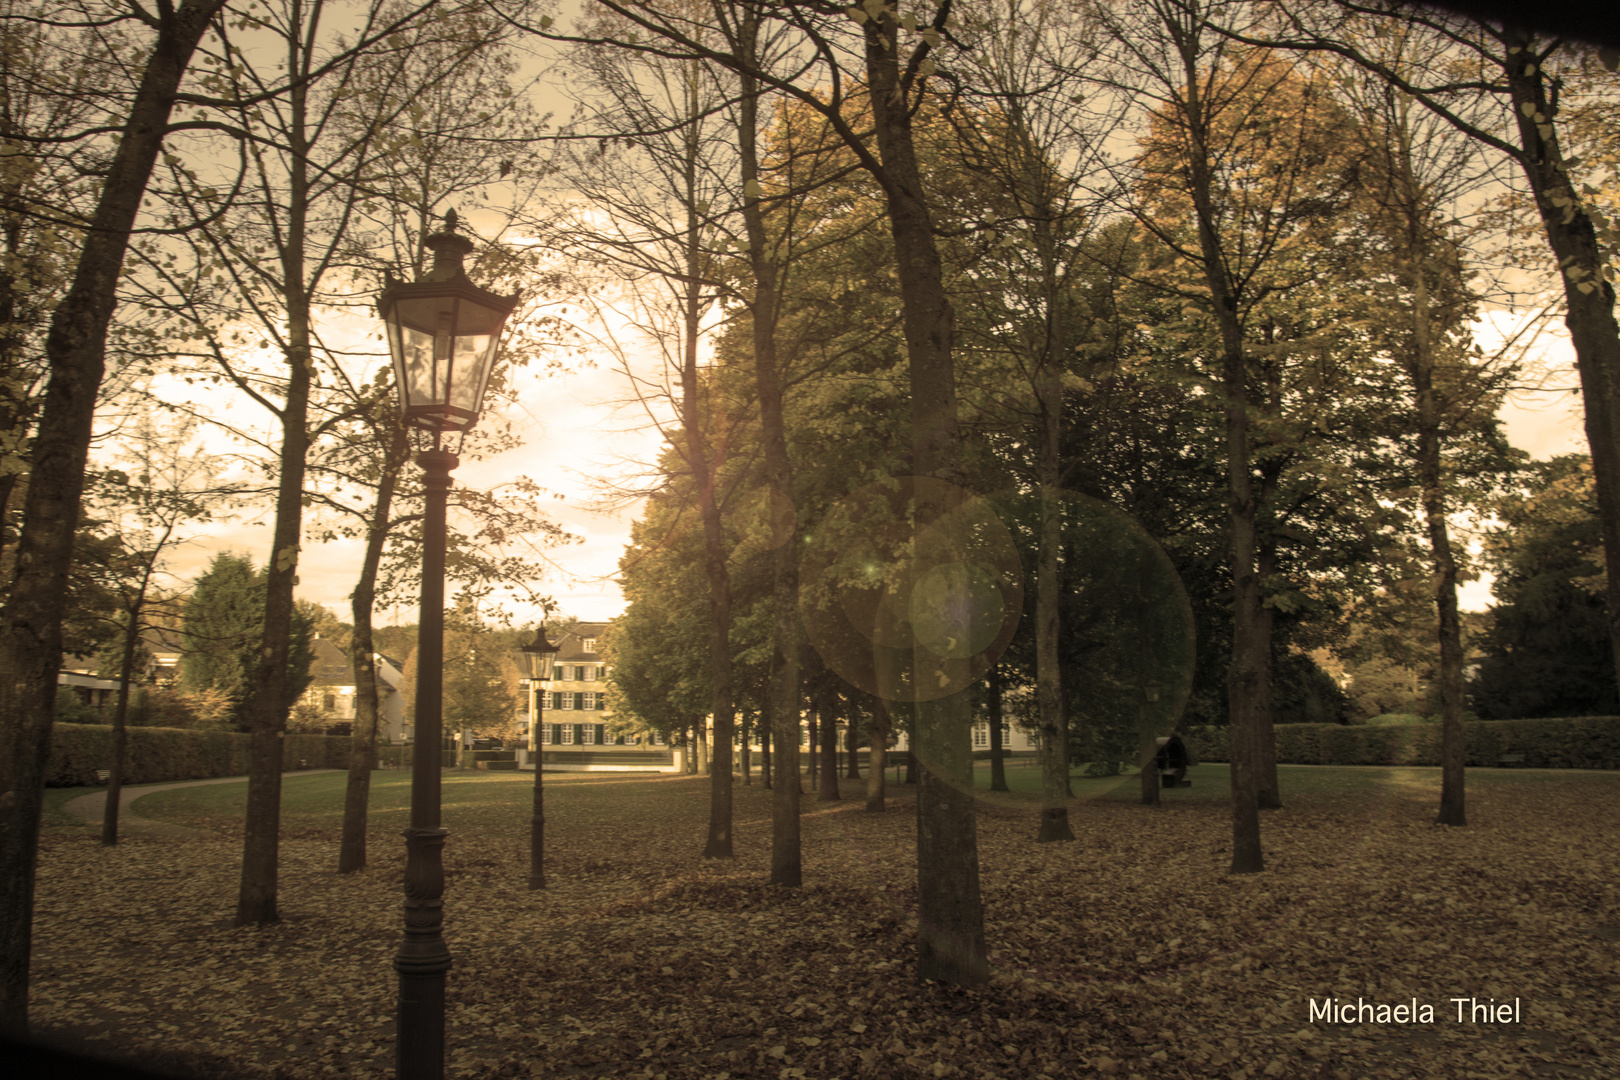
xmin=517 ymin=625 xmax=559 ymax=889
xmin=378 ymin=209 xmax=518 ymax=1080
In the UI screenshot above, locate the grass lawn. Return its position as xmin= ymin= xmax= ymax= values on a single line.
xmin=40 ymin=786 xmax=94 ymax=829
xmin=26 ymin=765 xmax=1620 ymax=1079
xmin=971 ymin=759 xmax=1589 ymax=802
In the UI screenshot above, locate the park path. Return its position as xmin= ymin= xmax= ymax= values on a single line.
xmin=61 ymin=769 xmax=344 ymax=838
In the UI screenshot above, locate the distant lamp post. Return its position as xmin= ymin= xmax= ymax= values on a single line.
xmin=517 ymin=625 xmax=559 ymax=889
xmin=379 ymin=209 xmax=518 ymax=1080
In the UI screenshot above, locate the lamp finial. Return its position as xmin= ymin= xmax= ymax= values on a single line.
xmin=423 ymin=209 xmax=474 ymax=282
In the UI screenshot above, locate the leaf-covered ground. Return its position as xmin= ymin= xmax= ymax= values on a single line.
xmin=28 ymin=766 xmax=1620 ymax=1079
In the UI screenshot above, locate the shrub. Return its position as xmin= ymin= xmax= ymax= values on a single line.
xmin=1273 ymin=724 xmax=1324 ymax=765
xmin=54 ymin=688 xmax=106 ymax=725
xmin=1183 ymin=716 xmax=1620 ymax=768
xmin=46 ymin=725 xmax=353 ymax=786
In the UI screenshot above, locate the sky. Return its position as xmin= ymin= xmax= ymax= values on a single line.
xmin=119 ymin=7 xmax=1601 ymax=633
xmin=142 ymin=302 xmax=1588 ymax=630
xmin=146 ymin=318 xmax=672 ymax=629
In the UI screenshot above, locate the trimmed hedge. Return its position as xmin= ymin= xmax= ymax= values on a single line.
xmin=1182 ymin=716 xmax=1620 ymax=769
xmin=46 ymin=724 xmax=351 ymax=787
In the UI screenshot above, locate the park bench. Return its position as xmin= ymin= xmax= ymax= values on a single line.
xmin=94 ymin=769 xmax=109 ymax=784
xmin=1154 ymin=735 xmax=1193 ymax=789
xmin=1496 ymin=752 xmax=1527 ymax=767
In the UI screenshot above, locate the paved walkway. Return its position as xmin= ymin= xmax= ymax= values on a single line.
xmin=61 ymin=770 xmax=344 ymax=838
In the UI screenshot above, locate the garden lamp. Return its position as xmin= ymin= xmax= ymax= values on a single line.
xmin=518 ymin=625 xmax=560 ymax=890
xmin=380 ymin=210 xmax=517 ymax=1080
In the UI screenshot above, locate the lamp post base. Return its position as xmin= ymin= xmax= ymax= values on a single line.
xmin=395 ymin=823 xmax=452 ymax=1077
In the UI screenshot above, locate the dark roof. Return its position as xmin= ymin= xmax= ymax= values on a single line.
xmin=553 ymin=621 xmax=610 ymax=662
xmin=141 ymin=625 xmax=186 ymax=654
xmin=305 ymin=637 xmax=355 ymax=686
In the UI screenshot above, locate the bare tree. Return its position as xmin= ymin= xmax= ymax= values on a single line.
xmin=0 ymin=0 xmax=231 ymax=1034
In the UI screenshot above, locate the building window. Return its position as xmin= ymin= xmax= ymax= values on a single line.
xmin=323 ymin=693 xmax=336 ymax=712
xmin=596 ymin=665 xmax=606 ymax=681
xmin=597 ymin=693 xmax=607 ymax=711
xmin=581 ymin=724 xmax=595 ymax=746
xmin=973 ymin=724 xmax=988 ymax=748
xmin=560 ymin=724 xmax=574 ymax=745
xmin=652 ymin=731 xmax=664 ymax=746
xmin=554 ymin=692 xmax=570 ymax=710
xmin=584 ymin=665 xmax=596 ymax=682
xmin=582 ymin=691 xmax=595 ymax=710
xmin=540 ymin=725 xmax=553 ymax=745
xmin=582 ymin=638 xmax=596 ymax=653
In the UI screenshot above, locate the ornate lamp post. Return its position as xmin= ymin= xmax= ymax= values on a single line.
xmin=516 ymin=625 xmax=559 ymax=889
xmin=379 ymin=210 xmax=518 ymax=1080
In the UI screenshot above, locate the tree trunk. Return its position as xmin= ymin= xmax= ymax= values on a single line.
xmin=845 ymin=711 xmax=861 ymax=780
xmin=770 ymin=637 xmax=801 ymax=885
xmin=1034 ymin=253 xmax=1072 ymax=842
xmin=102 ymin=577 xmax=155 ymax=847
xmin=866 ymin=709 xmax=887 ymax=812
xmin=761 ymin=724 xmax=772 ymax=789
xmin=865 ymin=11 xmax=988 ymax=985
xmin=733 ymin=13 xmax=802 ymax=865
xmin=1423 ymin=359 xmax=1468 ymax=827
xmin=987 ymin=664 xmax=1009 ymax=793
xmin=1174 ymin=23 xmax=1264 ymax=874
xmin=1140 ymin=724 xmax=1160 ymax=807
xmin=1254 ymin=535 xmax=1282 ymax=810
xmin=237 ymin=62 xmax=318 ymax=924
xmin=806 ymin=709 xmax=818 ymax=787
xmin=818 ymin=697 xmax=840 ymax=802
xmin=339 ymin=424 xmax=407 ymax=873
xmin=674 ymin=120 xmax=732 ymax=852
xmin=0 ymin=0 xmax=227 ymax=1034
xmin=740 ymin=710 xmax=751 ymax=785
xmin=1390 ymin=117 xmax=1469 ymax=825
xmin=1502 ymin=29 xmax=1620 ymax=707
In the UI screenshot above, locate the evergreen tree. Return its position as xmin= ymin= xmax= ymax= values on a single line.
xmin=181 ymin=554 xmax=260 ymax=714
xmin=180 ymin=554 xmax=315 ymax=729
xmin=1471 ymin=455 xmax=1617 ymax=718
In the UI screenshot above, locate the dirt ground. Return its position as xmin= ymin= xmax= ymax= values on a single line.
xmin=21 ymin=768 xmax=1620 ymax=1079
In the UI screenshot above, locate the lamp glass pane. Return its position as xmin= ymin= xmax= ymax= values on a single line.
xmin=399 ymin=324 xmax=443 ymax=408
xmin=383 ymin=280 xmax=513 ymax=430
xmin=447 ymin=331 xmax=494 ymax=415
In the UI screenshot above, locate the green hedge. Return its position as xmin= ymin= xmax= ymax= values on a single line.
xmin=1182 ymin=716 xmax=1620 ymax=769
xmin=45 ymin=724 xmax=352 ymax=787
